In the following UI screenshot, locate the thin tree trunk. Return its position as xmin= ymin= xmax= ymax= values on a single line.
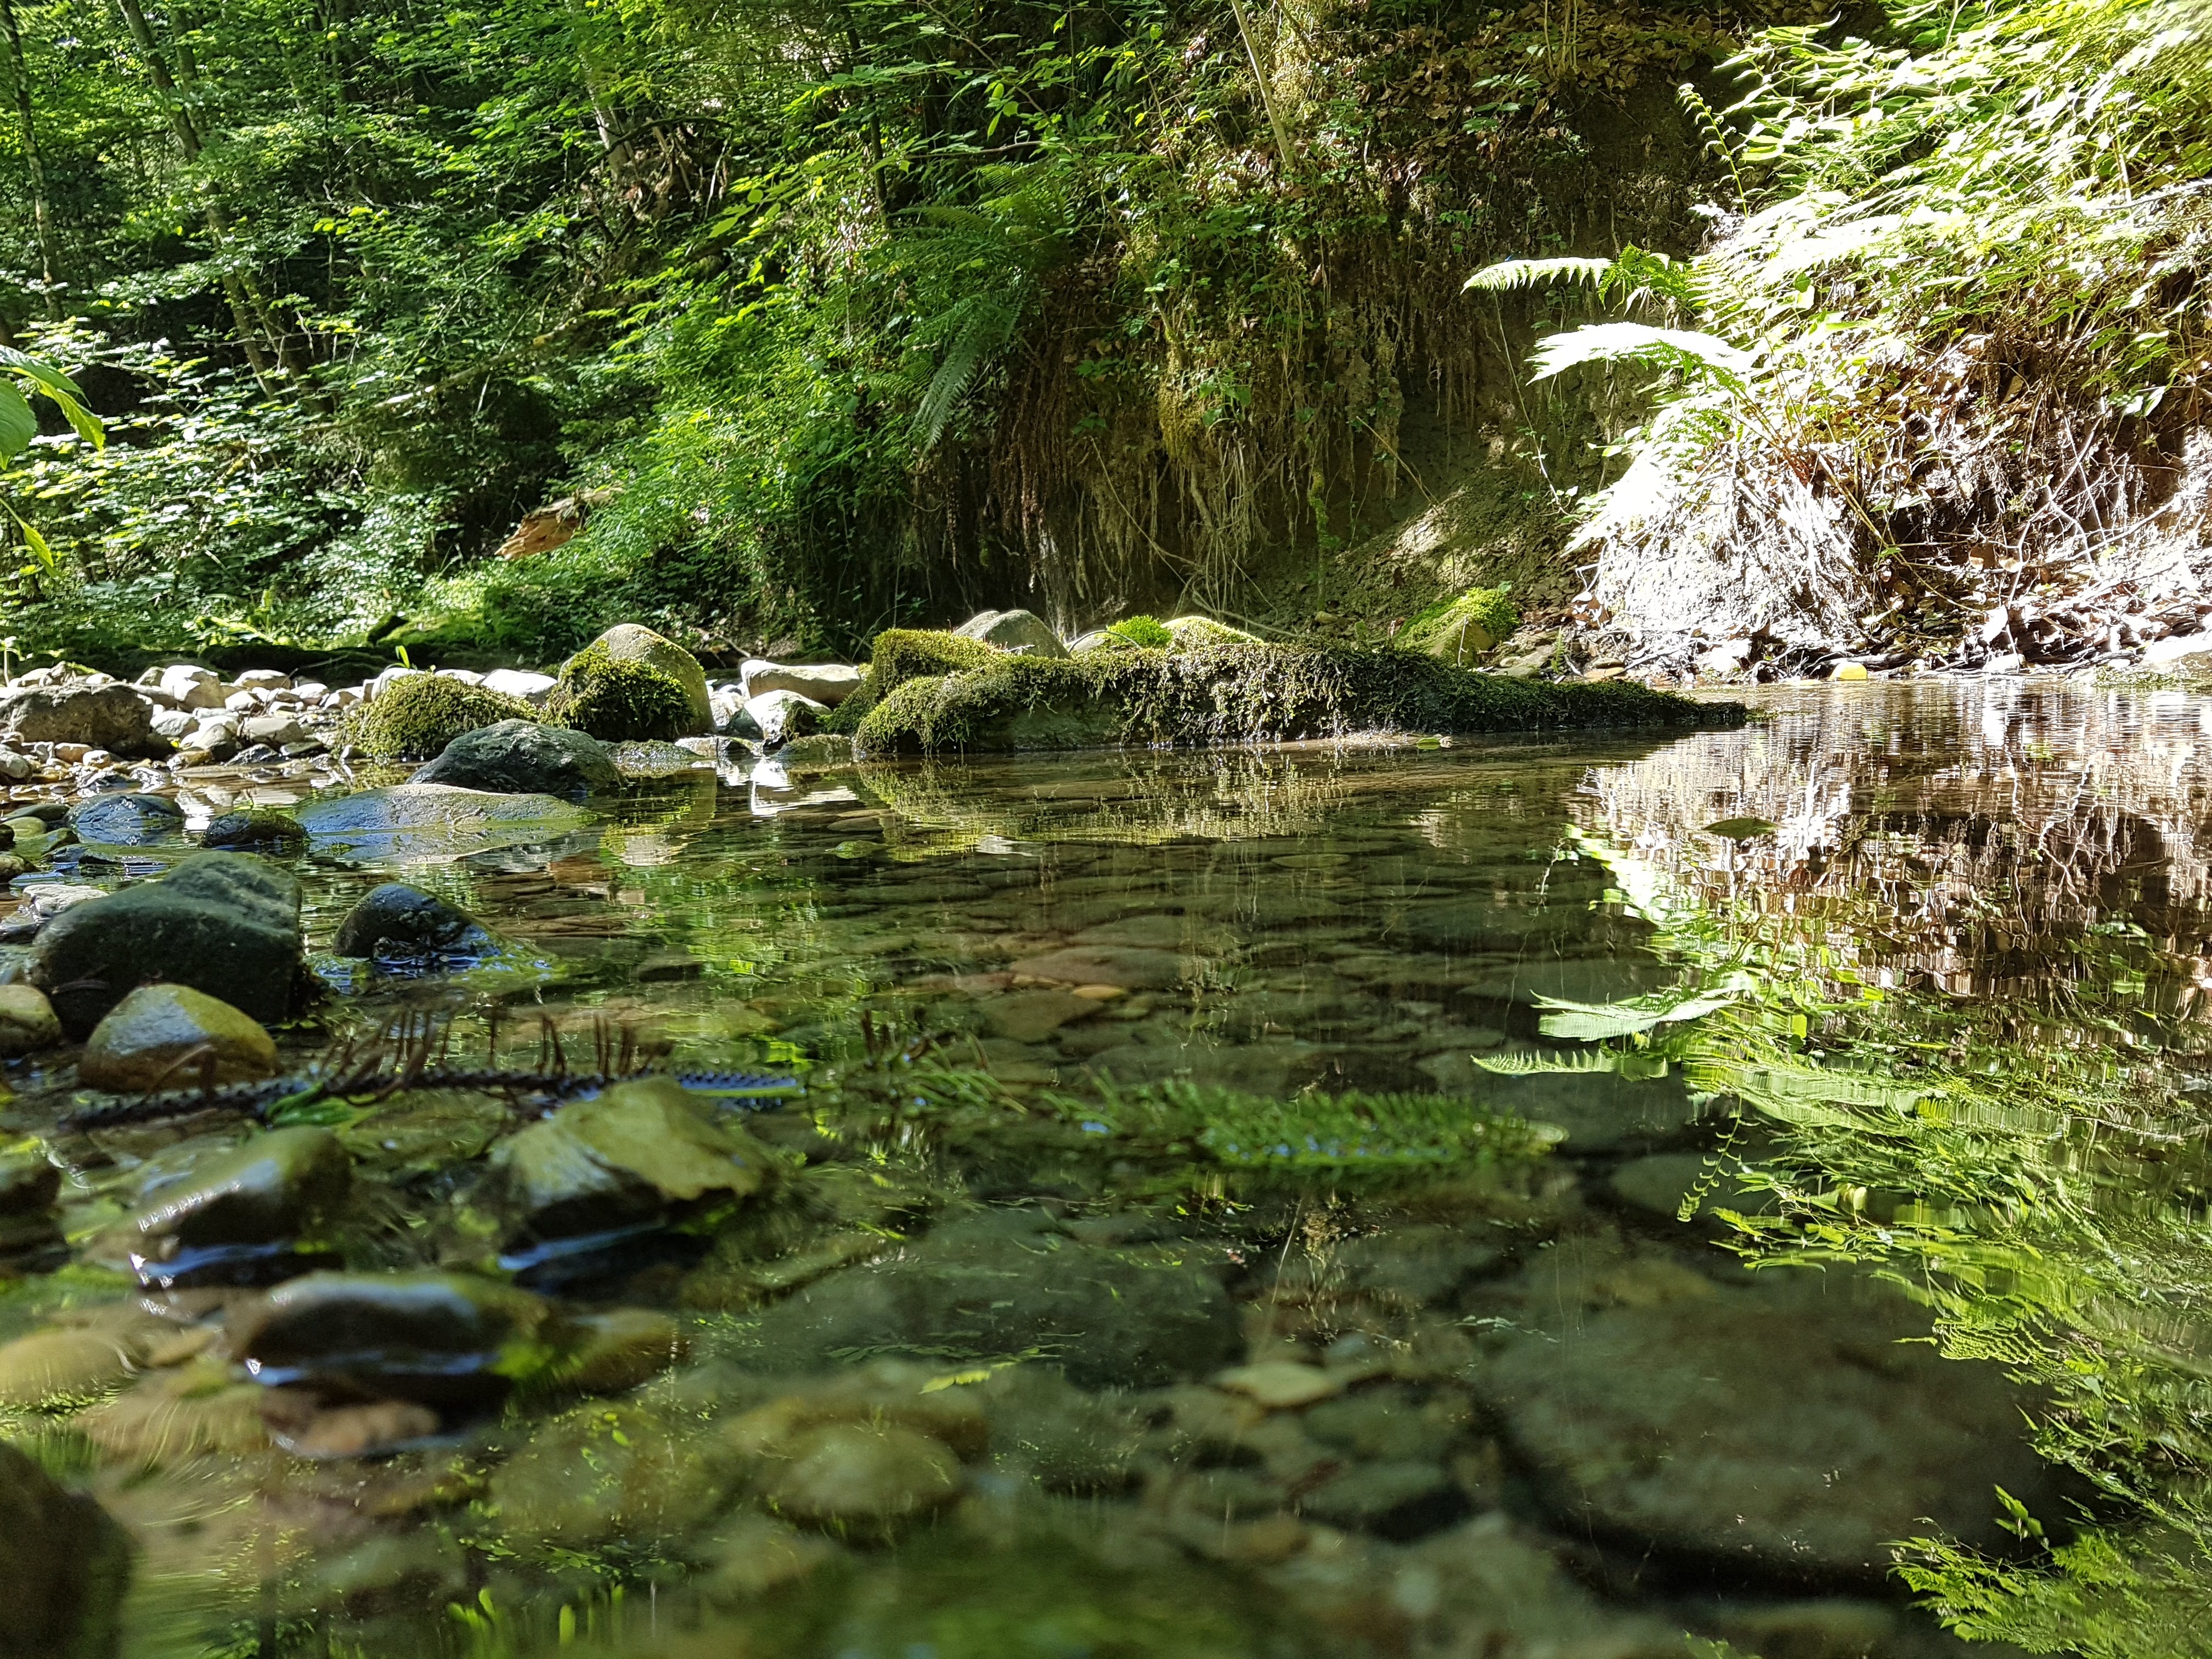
xmin=0 ymin=0 xmax=59 ymax=315
xmin=113 ymin=0 xmax=293 ymax=388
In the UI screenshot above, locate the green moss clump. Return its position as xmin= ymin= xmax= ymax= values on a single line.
xmin=826 ymin=628 xmax=1001 ymax=735
xmin=344 ymin=674 xmax=540 ymax=760
xmin=850 ymin=639 xmax=1740 ymax=757
xmin=1104 ymin=614 xmax=1173 ymax=648
xmin=1403 ymin=586 xmax=1521 ymax=662
xmin=545 ymin=642 xmax=698 ymax=741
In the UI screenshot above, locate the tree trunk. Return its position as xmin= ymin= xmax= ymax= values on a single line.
xmin=0 ymin=0 xmax=60 ymax=315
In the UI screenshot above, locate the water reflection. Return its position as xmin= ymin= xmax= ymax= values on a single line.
xmin=8 ymin=689 xmax=2209 ymax=1659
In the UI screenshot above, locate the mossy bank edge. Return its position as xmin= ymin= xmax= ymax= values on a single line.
xmin=836 ymin=632 xmax=1745 ymax=758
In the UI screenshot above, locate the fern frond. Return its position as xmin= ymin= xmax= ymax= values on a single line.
xmin=1525 ymin=323 xmax=1754 ymax=387
xmin=1463 ymin=256 xmax=1615 ymax=292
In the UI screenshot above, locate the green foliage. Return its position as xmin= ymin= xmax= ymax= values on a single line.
xmin=344 ymin=674 xmax=539 ymax=761
xmin=544 ymin=643 xmax=696 ymax=742
xmin=850 ymin=636 xmax=1739 ymax=755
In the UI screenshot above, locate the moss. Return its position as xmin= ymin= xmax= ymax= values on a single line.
xmin=850 ymin=639 xmax=1741 ymax=757
xmin=1402 ymin=585 xmax=1522 ymax=662
xmin=826 ymin=629 xmax=1001 ymax=735
xmin=344 ymin=674 xmax=541 ymax=760
xmin=545 ymin=642 xmax=698 ymax=741
xmin=1104 ymin=614 xmax=1173 ymax=648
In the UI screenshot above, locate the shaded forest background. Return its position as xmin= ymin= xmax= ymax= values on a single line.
xmin=0 ymin=0 xmax=1785 ymax=666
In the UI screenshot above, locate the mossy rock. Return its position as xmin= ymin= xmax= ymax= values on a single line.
xmin=545 ymin=644 xmax=700 ymax=742
xmin=826 ymin=629 xmax=1000 ymax=735
xmin=1403 ymin=586 xmax=1521 ymax=664
xmin=851 ymin=637 xmax=1740 ymax=757
xmin=550 ymin=625 xmax=712 ymax=737
xmin=345 ymin=675 xmax=541 ymax=761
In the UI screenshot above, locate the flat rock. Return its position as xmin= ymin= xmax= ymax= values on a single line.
xmin=733 ymin=1208 xmax=1240 ymax=1389
xmin=123 ymin=1125 xmax=350 ymax=1283
xmin=761 ymin=1422 xmax=963 ymax=1539
xmin=293 ymin=784 xmax=587 ymax=864
xmin=743 ymin=661 xmax=864 ymax=707
xmin=1471 ymin=1254 xmax=2066 ymax=1582
xmin=66 ymin=791 xmax=184 ymax=846
xmin=410 ymin=719 xmax=618 ymax=799
xmin=29 ymin=853 xmax=304 ymax=1037
xmin=1011 ymin=944 xmax=1190 ymax=990
xmin=978 ymin=988 xmax=1101 ymax=1041
xmin=79 ymin=983 xmax=279 ymax=1091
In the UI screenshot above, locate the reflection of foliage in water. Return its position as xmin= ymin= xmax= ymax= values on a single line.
xmin=1561 ymin=687 xmax=2212 ymax=1656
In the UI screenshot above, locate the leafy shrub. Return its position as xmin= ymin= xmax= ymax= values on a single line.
xmin=545 ymin=644 xmax=697 ymax=741
xmin=345 ymin=675 xmax=540 ymax=760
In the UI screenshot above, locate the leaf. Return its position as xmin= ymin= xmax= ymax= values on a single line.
xmin=1463 ymin=256 xmax=1614 ymax=292
xmin=1536 ymin=989 xmax=1737 ymax=1041
xmin=0 ymin=345 xmax=86 ymax=403
xmin=0 ymin=381 xmax=34 ymax=460
xmin=1526 ymin=323 xmax=1754 ymax=386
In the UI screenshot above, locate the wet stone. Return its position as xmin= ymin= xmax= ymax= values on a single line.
xmin=28 ymin=851 xmax=304 ymax=1037
xmin=200 ymin=808 xmax=308 ymax=851
xmin=1297 ymin=1458 xmax=1470 ymax=1541
xmin=258 ymin=1391 xmax=443 ymax=1460
xmin=410 ymin=718 xmax=619 ymax=798
xmin=0 ymin=1327 xmax=139 ymax=1408
xmin=78 ymin=983 xmax=279 ymax=1092
xmin=66 ymin=791 xmax=185 ymax=846
xmin=293 ymin=783 xmax=588 ymax=863
xmin=0 ymin=982 xmax=62 ymax=1056
xmin=0 ymin=1150 xmax=61 ymax=1214
xmin=232 ymin=1270 xmax=561 ymax=1407
xmin=122 ymin=1125 xmax=351 ymax=1287
xmin=493 ymin=1401 xmax=730 ymax=1547
xmin=331 ymin=882 xmax=503 ymax=968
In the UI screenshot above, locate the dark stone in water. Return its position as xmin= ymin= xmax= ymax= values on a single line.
xmin=122 ymin=1126 xmax=351 ymax=1288
xmin=331 ymin=882 xmax=501 ymax=967
xmin=410 ymin=719 xmax=619 ymax=799
xmin=28 ymin=851 xmax=304 ymax=1037
xmin=0 ymin=1151 xmax=61 ymax=1216
xmin=65 ymin=792 xmax=184 ymax=847
xmin=736 ymin=1207 xmax=1240 ymax=1389
xmin=232 ymin=1270 xmax=563 ymax=1407
xmin=0 ymin=1441 xmax=133 ymax=1659
xmin=202 ymin=808 xmax=308 ymax=851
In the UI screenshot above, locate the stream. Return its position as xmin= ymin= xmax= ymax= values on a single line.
xmin=5 ymin=676 xmax=2208 ymax=1659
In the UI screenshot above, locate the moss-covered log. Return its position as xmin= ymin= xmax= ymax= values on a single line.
xmin=847 ymin=631 xmax=1742 ymax=757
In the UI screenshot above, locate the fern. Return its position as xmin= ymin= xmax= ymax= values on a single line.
xmin=1525 ymin=323 xmax=1753 ymax=388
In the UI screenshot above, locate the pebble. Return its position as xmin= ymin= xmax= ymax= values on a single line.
xmin=1215 ymin=1360 xmax=1346 ymax=1409
xmin=0 ymin=983 xmax=62 ymax=1057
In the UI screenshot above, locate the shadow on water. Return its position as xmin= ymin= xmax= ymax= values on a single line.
xmin=2 ymin=687 xmax=2207 ymax=1658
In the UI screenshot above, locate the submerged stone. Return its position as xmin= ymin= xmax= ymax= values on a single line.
xmin=232 ymin=1270 xmax=561 ymax=1406
xmin=493 ymin=1401 xmax=730 ymax=1545
xmin=761 ymin=1422 xmax=964 ymax=1539
xmin=78 ymin=983 xmax=279 ymax=1092
xmin=735 ymin=1208 xmax=1240 ymax=1389
xmin=28 ymin=853 xmax=304 ymax=1037
xmin=1470 ymin=1254 xmax=2066 ymax=1582
xmin=294 ymin=784 xmax=587 ymax=863
xmin=0 ymin=1440 xmax=133 ymax=1659
xmin=0 ymin=1327 xmax=138 ymax=1409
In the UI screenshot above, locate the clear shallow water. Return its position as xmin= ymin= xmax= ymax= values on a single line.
xmin=5 ymin=680 xmax=2211 ymax=1658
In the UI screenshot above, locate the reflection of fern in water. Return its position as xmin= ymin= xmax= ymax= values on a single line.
xmin=1059 ymin=1082 xmax=1563 ymax=1168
